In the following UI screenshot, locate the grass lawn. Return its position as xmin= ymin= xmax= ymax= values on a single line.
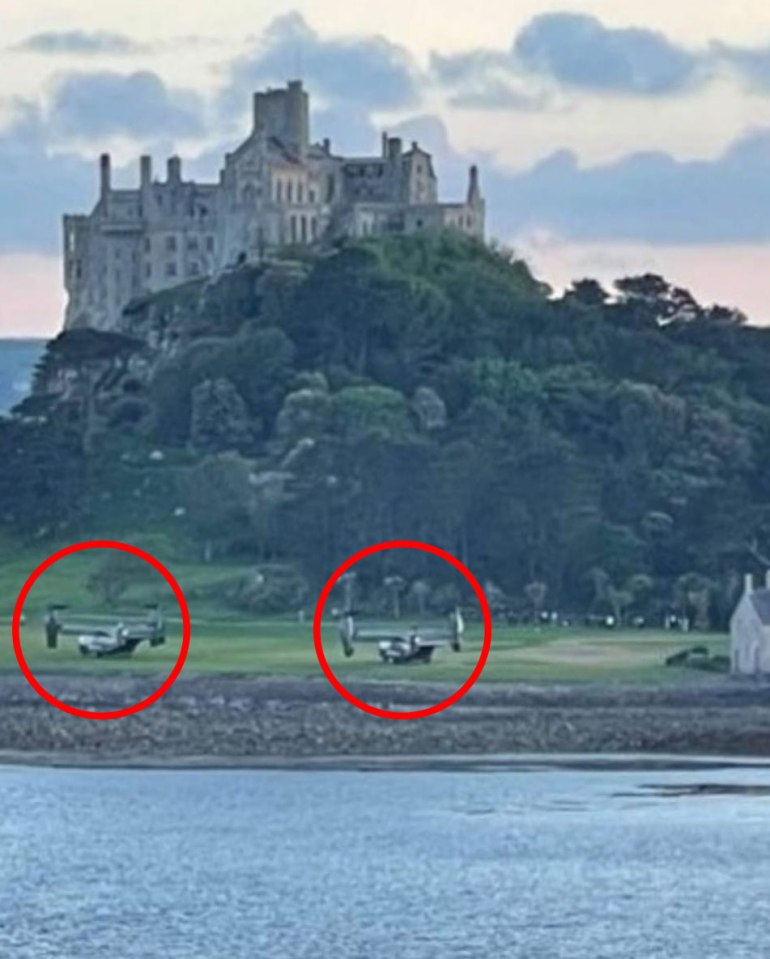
xmin=5 ymin=616 xmax=729 ymax=685
xmin=0 ymin=541 xmax=729 ymax=683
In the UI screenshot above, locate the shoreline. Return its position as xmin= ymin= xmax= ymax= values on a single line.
xmin=2 ymin=672 xmax=770 ymax=765
xmin=3 ymin=750 xmax=770 ymax=773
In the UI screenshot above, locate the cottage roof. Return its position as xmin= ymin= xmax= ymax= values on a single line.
xmin=750 ymin=589 xmax=770 ymax=625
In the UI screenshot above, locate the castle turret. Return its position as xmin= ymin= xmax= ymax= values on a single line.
xmin=99 ymin=153 xmax=111 ymax=212
xmin=252 ymin=80 xmax=309 ymax=159
xmin=467 ymin=164 xmax=482 ymax=206
xmin=387 ymin=137 xmax=403 ymax=160
xmin=140 ymin=155 xmax=153 ymax=188
xmin=167 ymin=156 xmax=182 ymax=184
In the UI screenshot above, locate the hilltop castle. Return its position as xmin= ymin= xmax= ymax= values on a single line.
xmin=63 ymin=80 xmax=485 ymax=331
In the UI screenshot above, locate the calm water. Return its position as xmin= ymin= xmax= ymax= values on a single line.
xmin=2 ymin=761 xmax=770 ymax=958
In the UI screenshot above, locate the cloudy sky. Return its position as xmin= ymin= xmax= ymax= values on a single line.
xmin=5 ymin=0 xmax=770 ymax=334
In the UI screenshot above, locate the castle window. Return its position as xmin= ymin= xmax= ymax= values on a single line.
xmin=166 ymin=262 xmax=177 ymax=277
xmin=297 ymin=182 xmax=304 ymax=203
xmin=206 ymin=236 xmax=215 ymax=252
xmin=311 ymin=217 xmax=318 ymax=240
xmin=309 ymin=188 xmax=316 ymax=204
xmin=187 ymin=237 xmax=199 ymax=251
xmin=145 ymin=264 xmax=151 ymax=278
xmin=300 ymin=215 xmax=307 ymax=243
xmin=144 ymin=237 xmax=151 ymax=253
xmin=287 ymin=181 xmax=294 ymax=203
xmin=189 ymin=262 xmax=201 ymax=276
xmin=276 ymin=180 xmax=283 ymax=202
xmin=166 ymin=236 xmax=177 ymax=253
xmin=327 ymin=175 xmax=335 ymax=202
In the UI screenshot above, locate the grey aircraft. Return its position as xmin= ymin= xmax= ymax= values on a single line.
xmin=43 ymin=605 xmax=166 ymax=657
xmin=338 ymin=608 xmax=465 ymax=664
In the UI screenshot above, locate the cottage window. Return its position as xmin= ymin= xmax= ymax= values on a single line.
xmin=166 ymin=236 xmax=177 ymax=253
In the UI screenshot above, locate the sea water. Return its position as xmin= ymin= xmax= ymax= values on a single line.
xmin=1 ymin=762 xmax=769 ymax=958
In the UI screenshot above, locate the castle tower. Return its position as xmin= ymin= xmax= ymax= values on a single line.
xmin=252 ymin=80 xmax=309 ymax=159
xmin=467 ymin=165 xmax=482 ymax=207
xmin=99 ymin=153 xmax=111 ymax=213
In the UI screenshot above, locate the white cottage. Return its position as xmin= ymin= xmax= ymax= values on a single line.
xmin=730 ymin=572 xmax=770 ymax=675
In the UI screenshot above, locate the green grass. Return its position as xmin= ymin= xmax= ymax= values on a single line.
xmin=0 ymin=541 xmax=729 ymax=683
xmin=6 ymin=617 xmax=729 ymax=685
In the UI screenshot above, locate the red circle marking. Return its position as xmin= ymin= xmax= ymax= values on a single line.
xmin=12 ymin=540 xmax=190 ymax=721
xmin=313 ymin=540 xmax=492 ymax=720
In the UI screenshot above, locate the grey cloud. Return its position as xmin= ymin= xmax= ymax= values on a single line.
xmin=431 ymin=13 xmax=770 ymax=107
xmin=486 ymin=133 xmax=770 ymax=244
xmin=0 ymin=102 xmax=95 ymax=254
xmin=513 ymin=13 xmax=700 ymax=95
xmin=16 ymin=31 xmax=149 ymax=56
xmin=49 ymin=71 xmax=204 ymax=140
xmin=223 ymin=13 xmax=419 ymax=114
xmin=712 ymin=41 xmax=770 ymax=92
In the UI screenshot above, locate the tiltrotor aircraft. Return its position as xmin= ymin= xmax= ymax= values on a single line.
xmin=338 ymin=608 xmax=464 ymax=664
xmin=43 ymin=605 xmax=166 ymax=658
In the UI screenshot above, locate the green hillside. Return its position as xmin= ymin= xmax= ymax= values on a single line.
xmin=4 ymin=233 xmax=768 ymax=629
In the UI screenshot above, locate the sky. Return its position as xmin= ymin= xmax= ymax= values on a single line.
xmin=4 ymin=0 xmax=770 ymax=334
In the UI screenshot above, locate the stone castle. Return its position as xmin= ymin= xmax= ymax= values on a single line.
xmin=63 ymin=80 xmax=485 ymax=331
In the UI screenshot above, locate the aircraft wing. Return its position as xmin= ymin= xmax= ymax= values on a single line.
xmin=57 ymin=623 xmax=115 ymax=637
xmin=354 ymin=626 xmax=413 ymax=643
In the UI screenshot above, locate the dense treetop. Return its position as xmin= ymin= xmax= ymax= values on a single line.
xmin=6 ymin=232 xmax=770 ymax=625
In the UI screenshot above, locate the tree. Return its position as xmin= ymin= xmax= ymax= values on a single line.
xmin=86 ymin=551 xmax=153 ymax=607
xmin=384 ymin=575 xmax=406 ymax=619
xmin=524 ymin=581 xmax=548 ymax=621
xmin=411 ymin=579 xmax=431 ymax=617
xmin=177 ymin=453 xmax=257 ymax=561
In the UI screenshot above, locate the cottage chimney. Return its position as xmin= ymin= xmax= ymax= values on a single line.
xmin=382 ymin=132 xmax=388 ymax=158
xmin=745 ymin=572 xmax=754 ymax=595
xmin=323 ymin=137 xmax=331 ymax=154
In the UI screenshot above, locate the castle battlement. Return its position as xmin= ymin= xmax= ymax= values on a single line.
xmin=62 ymin=80 xmax=485 ymax=331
